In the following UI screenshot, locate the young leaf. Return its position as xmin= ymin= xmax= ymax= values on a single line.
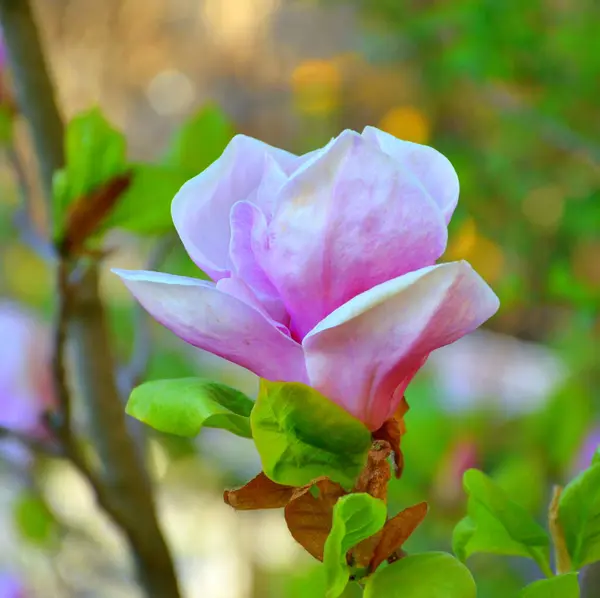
xmin=251 ymin=380 xmax=371 ymax=488
xmin=165 ymin=103 xmax=234 ymax=174
xmin=106 ymin=105 xmax=233 ymax=235
xmin=453 ymin=469 xmax=551 ymax=575
xmin=559 ymin=461 xmax=600 ymax=569
xmin=127 ymin=378 xmax=254 ymax=438
xmin=323 ymin=494 xmax=387 ymax=598
xmin=363 ymin=552 xmax=477 ymax=598
xmin=53 ymin=108 xmax=128 ymax=236
xmin=519 ymin=573 xmax=580 ymax=597
xmin=104 ymin=164 xmax=186 ymax=234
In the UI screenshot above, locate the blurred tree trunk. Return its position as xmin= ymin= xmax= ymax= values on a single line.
xmin=0 ymin=1 xmax=181 ymax=596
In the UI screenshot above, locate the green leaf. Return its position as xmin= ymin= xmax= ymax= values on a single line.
xmin=104 ymin=104 xmax=233 ymax=235
xmin=454 ymin=469 xmax=551 ymax=575
xmin=13 ymin=492 xmax=58 ymax=547
xmin=340 ymin=582 xmax=364 ymax=597
xmin=127 ymin=378 xmax=254 ymax=438
xmin=559 ymin=461 xmax=600 ymax=568
xmin=165 ymin=103 xmax=234 ymax=174
xmin=105 ymin=163 xmax=187 ymax=233
xmin=323 ymin=494 xmax=387 ymax=598
xmin=53 ymin=108 xmax=128 ymax=235
xmin=519 ymin=573 xmax=580 ymax=597
xmin=364 ymin=552 xmax=477 ymax=598
xmin=251 ymin=380 xmax=371 ymax=487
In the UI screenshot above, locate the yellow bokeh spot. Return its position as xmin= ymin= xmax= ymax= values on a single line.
xmin=378 ymin=105 xmax=431 ymax=144
xmin=446 ymin=218 xmax=505 ymax=284
xmin=2 ymin=243 xmax=51 ymax=304
xmin=291 ymin=59 xmax=341 ymax=115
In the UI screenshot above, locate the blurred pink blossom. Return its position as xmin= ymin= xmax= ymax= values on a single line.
xmin=434 ymin=439 xmax=479 ymax=506
xmin=0 ymin=572 xmax=26 ymax=598
xmin=0 ymin=302 xmax=54 ymax=462
xmin=116 ymin=128 xmax=498 ymax=430
xmin=426 ymin=329 xmax=568 ymax=415
xmin=573 ymin=427 xmax=600 ymax=475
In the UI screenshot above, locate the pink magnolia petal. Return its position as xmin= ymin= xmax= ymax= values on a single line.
xmin=362 ymin=126 xmax=459 ymax=224
xmin=215 ymin=277 xmax=289 ymax=336
xmin=229 ymin=201 xmax=286 ymax=323
xmin=172 ymin=135 xmax=298 ymax=280
xmin=258 ymin=130 xmax=448 ymax=339
xmin=113 ymin=269 xmax=307 ymax=383
xmin=302 ymin=261 xmax=500 ymax=430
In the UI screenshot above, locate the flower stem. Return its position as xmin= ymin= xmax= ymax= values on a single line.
xmin=548 ymin=485 xmax=572 ymax=575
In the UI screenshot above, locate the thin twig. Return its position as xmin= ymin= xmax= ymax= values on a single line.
xmin=548 ymin=485 xmax=572 ymax=575
xmin=5 ymin=145 xmax=56 ymax=260
xmin=0 ymin=424 xmax=63 ymax=457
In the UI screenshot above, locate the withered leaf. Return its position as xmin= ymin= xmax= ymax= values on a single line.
xmin=284 ymin=478 xmax=346 ymax=561
xmin=350 ymin=442 xmax=392 ymax=566
xmin=372 ymin=396 xmax=409 ymax=478
xmin=368 ymin=501 xmax=428 ymax=572
xmin=61 ymin=173 xmax=132 ymax=255
xmin=224 ymin=472 xmax=295 ymax=510
xmin=354 ymin=441 xmax=392 ymax=501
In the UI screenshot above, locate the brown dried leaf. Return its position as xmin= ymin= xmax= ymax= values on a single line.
xmin=224 ymin=472 xmax=295 ymax=510
xmin=284 ymin=478 xmax=346 ymax=561
xmin=354 ymin=441 xmax=392 ymax=501
xmin=62 ymin=173 xmax=132 ymax=255
xmin=368 ymin=501 xmax=428 ymax=572
xmin=372 ymin=396 xmax=410 ymax=478
xmin=349 ymin=442 xmax=392 ymax=566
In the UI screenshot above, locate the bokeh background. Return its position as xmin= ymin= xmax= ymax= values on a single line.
xmin=0 ymin=0 xmax=599 ymax=596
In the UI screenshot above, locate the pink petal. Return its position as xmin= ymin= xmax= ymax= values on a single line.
xmin=229 ymin=201 xmax=287 ymax=323
xmin=257 ymin=130 xmax=448 ymax=339
xmin=171 ymin=135 xmax=298 ymax=280
xmin=113 ymin=269 xmax=307 ymax=383
xmin=302 ymin=261 xmax=500 ymax=430
xmin=362 ymin=126 xmax=459 ymax=224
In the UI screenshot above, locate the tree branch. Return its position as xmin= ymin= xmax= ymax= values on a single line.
xmin=0 ymin=0 xmax=64 ymax=201
xmin=0 ymin=424 xmax=63 ymax=457
xmin=0 ymin=2 xmax=181 ymax=596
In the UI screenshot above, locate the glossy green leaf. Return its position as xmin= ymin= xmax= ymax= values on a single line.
xmin=519 ymin=573 xmax=580 ymax=597
xmin=165 ymin=103 xmax=234 ymax=174
xmin=364 ymin=552 xmax=477 ymax=598
xmin=127 ymin=378 xmax=254 ymax=438
xmin=559 ymin=462 xmax=600 ymax=569
xmin=53 ymin=108 xmax=128 ymax=235
xmin=251 ymin=380 xmax=371 ymax=487
xmin=323 ymin=494 xmax=387 ymax=598
xmin=105 ymin=163 xmax=186 ymax=233
xmin=454 ymin=469 xmax=551 ymax=575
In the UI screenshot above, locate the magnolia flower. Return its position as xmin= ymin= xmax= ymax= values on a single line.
xmin=115 ymin=128 xmax=499 ymax=430
xmin=0 ymin=302 xmax=53 ymax=462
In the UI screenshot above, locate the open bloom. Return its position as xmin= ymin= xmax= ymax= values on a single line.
xmin=115 ymin=128 xmax=499 ymax=430
xmin=0 ymin=302 xmax=54 ymax=462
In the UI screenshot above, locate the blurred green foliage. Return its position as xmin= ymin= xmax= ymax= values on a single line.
xmin=0 ymin=0 xmax=598 ymax=596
